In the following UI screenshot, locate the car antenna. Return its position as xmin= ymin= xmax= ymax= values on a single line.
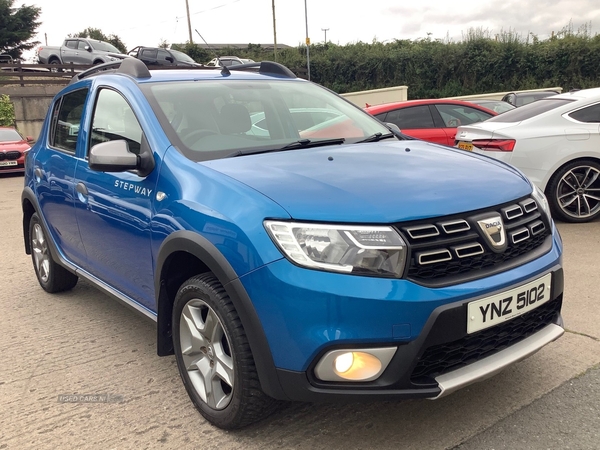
xmin=194 ymin=29 xmax=230 ymax=75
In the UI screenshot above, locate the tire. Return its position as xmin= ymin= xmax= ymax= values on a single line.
xmin=49 ymin=59 xmax=62 ymax=73
xmin=546 ymin=159 xmax=600 ymax=223
xmin=29 ymin=213 xmax=78 ymax=293
xmin=172 ymin=273 xmax=278 ymax=429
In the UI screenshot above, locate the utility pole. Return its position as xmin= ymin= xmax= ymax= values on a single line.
xmin=185 ymin=0 xmax=193 ymax=44
xmin=304 ymin=0 xmax=310 ymax=81
xmin=321 ymin=28 xmax=329 ymax=43
xmin=272 ymin=0 xmax=277 ymax=60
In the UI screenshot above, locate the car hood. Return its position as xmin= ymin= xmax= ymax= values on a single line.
xmin=202 ymin=140 xmax=531 ymax=222
xmin=0 ymin=140 xmax=30 ymax=151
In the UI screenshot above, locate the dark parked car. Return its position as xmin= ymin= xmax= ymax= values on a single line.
xmin=501 ymin=90 xmax=560 ymax=107
xmin=128 ymin=46 xmax=201 ymax=67
xmin=365 ymin=99 xmax=497 ymax=146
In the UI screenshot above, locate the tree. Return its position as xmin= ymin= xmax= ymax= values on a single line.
xmin=0 ymin=94 xmax=16 ymax=127
xmin=0 ymin=0 xmax=41 ymax=59
xmin=69 ymin=27 xmax=128 ymax=53
xmin=170 ymin=42 xmax=210 ymax=63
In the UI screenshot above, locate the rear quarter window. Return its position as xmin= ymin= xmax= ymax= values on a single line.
xmin=568 ymin=103 xmax=600 ymax=123
xmin=486 ymin=99 xmax=575 ymax=122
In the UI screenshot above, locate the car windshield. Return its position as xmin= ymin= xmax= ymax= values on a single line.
xmin=141 ymin=79 xmax=392 ymax=162
xmin=170 ymin=49 xmax=195 ymax=63
xmin=91 ymin=41 xmax=121 ymax=53
xmin=485 ymin=98 xmax=575 ymax=122
xmin=0 ymin=128 xmax=23 ymax=142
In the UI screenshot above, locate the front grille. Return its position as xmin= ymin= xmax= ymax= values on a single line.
xmin=410 ymin=296 xmax=562 ymax=383
xmin=397 ymin=196 xmax=551 ymax=286
xmin=0 ymin=151 xmax=21 ymax=161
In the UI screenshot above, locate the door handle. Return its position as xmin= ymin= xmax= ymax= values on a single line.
xmin=76 ymin=182 xmax=88 ymax=196
xmin=34 ymin=167 xmax=43 ymax=179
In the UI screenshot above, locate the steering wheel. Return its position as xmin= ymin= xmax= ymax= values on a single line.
xmin=447 ymin=118 xmax=461 ymax=128
xmin=181 ymin=129 xmax=218 ymax=146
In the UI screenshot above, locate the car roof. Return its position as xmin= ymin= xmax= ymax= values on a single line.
xmin=365 ymin=99 xmax=496 ymax=115
xmin=550 ymin=87 xmax=600 ymax=101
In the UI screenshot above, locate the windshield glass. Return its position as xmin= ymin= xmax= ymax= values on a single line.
xmin=170 ymin=49 xmax=195 ymax=63
xmin=142 ymin=79 xmax=392 ymax=161
xmin=91 ymin=41 xmax=121 ymax=53
xmin=486 ymin=98 xmax=575 ymax=122
xmin=0 ymin=128 xmax=23 ymax=142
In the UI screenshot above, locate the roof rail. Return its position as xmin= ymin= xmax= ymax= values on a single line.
xmin=228 ymin=61 xmax=297 ymax=79
xmin=68 ymin=58 xmax=296 ymax=85
xmin=69 ymin=57 xmax=151 ymax=85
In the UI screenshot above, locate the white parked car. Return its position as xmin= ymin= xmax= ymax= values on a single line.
xmin=455 ymin=88 xmax=600 ymax=223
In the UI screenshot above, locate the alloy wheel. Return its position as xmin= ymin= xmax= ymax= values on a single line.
xmin=556 ymin=165 xmax=600 ymax=220
xmin=31 ymin=223 xmax=50 ymax=283
xmin=179 ymin=299 xmax=235 ymax=410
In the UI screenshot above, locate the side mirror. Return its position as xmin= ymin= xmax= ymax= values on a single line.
xmin=84 ymin=45 xmax=92 ymax=52
xmin=166 ymin=56 xmax=174 ymax=63
xmin=385 ymin=122 xmax=401 ymax=134
xmin=89 ymin=140 xmax=138 ymax=172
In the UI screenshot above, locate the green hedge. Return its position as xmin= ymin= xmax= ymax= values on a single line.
xmin=213 ymin=26 xmax=600 ymax=99
xmin=0 ymin=94 xmax=15 ymax=127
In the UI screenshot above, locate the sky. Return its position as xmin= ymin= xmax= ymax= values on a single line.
xmin=26 ymin=0 xmax=600 ymax=56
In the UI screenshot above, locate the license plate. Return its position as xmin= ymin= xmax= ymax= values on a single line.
xmin=457 ymin=141 xmax=473 ymax=151
xmin=467 ymin=273 xmax=552 ymax=334
xmin=0 ymin=161 xmax=18 ymax=167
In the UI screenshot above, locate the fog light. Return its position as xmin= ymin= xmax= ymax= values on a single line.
xmin=334 ymin=352 xmax=382 ymax=381
xmin=314 ymin=347 xmax=397 ymax=382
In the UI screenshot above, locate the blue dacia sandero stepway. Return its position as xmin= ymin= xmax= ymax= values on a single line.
xmin=22 ymin=58 xmax=564 ymax=429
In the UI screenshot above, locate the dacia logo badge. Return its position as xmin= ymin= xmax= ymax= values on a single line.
xmin=477 ymin=216 xmax=506 ymax=251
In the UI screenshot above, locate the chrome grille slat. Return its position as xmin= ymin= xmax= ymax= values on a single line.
xmin=521 ymin=199 xmax=538 ymax=213
xmin=503 ymin=205 xmax=523 ymax=220
xmin=405 ymin=224 xmax=439 ymax=239
xmin=510 ymin=228 xmax=530 ymax=244
xmin=453 ymin=243 xmax=484 ymax=258
xmin=440 ymin=220 xmax=470 ymax=234
xmin=529 ymin=220 xmax=545 ymax=236
xmin=418 ymin=249 xmax=452 ymax=265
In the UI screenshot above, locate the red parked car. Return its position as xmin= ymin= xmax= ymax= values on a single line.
xmin=0 ymin=127 xmax=33 ymax=174
xmin=365 ymin=99 xmax=497 ymax=146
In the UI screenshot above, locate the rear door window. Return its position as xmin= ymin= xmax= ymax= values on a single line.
xmin=49 ymin=88 xmax=89 ymax=154
xmin=385 ymin=106 xmax=435 ymax=129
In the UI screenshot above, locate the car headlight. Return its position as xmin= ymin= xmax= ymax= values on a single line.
xmin=531 ymin=183 xmax=552 ymax=223
xmin=264 ymin=221 xmax=407 ymax=277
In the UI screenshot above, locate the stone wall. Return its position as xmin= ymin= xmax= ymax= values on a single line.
xmin=1 ymin=85 xmax=62 ymax=139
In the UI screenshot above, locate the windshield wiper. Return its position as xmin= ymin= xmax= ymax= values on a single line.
xmin=225 ymin=138 xmax=345 ymax=158
xmin=354 ymin=132 xmax=396 ymax=143
xmin=279 ymin=138 xmax=346 ymax=150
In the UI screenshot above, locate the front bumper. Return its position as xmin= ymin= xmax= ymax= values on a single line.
xmin=272 ymin=267 xmax=563 ymax=401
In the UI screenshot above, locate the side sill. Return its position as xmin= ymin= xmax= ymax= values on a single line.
xmin=75 ymin=267 xmax=157 ymax=322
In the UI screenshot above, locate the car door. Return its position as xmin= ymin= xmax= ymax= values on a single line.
xmin=380 ymin=105 xmax=448 ymax=144
xmin=139 ymin=48 xmax=158 ymax=66
xmin=73 ymin=87 xmax=157 ymax=309
xmin=60 ymin=40 xmax=79 ymax=64
xmin=157 ymin=49 xmax=175 ymax=66
xmin=34 ymin=88 xmax=89 ymax=267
